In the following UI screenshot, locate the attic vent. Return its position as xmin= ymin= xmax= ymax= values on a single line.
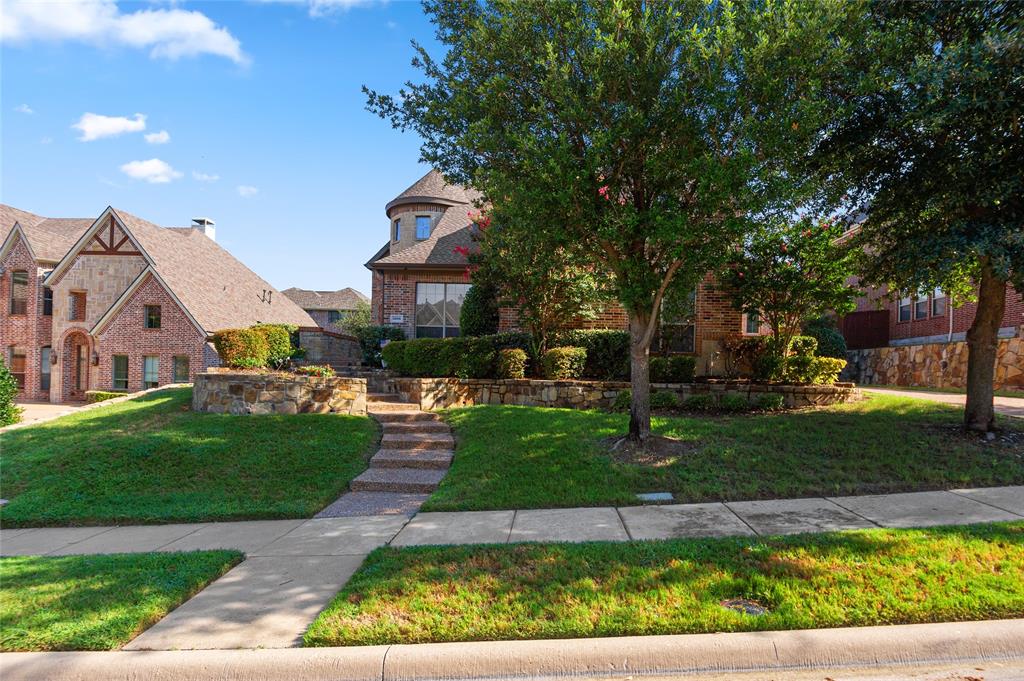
xmin=192 ymin=217 xmax=216 ymax=241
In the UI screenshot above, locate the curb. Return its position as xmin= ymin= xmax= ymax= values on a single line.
xmin=3 ymin=619 xmax=1023 ymax=681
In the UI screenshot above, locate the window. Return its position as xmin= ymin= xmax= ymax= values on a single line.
xmin=9 ymin=270 xmax=28 ymax=314
xmin=415 ymin=215 xmax=432 ymax=240
xmin=40 ymin=347 xmax=51 ymax=391
xmin=657 ymin=289 xmax=697 ymax=353
xmin=145 ymin=305 xmax=161 ymax=329
xmin=173 ymin=355 xmax=190 ymax=383
xmin=42 ymin=287 xmax=53 ymax=316
xmin=143 ymin=356 xmax=159 ymax=388
xmin=932 ymin=287 xmax=946 ymax=316
xmin=914 ymin=293 xmax=929 ymax=319
xmin=745 ymin=311 xmax=760 ymax=335
xmin=69 ymin=291 xmax=87 ymax=322
xmin=328 ymin=310 xmax=343 ymax=325
xmin=393 ymin=219 xmax=401 ymax=242
xmin=898 ymin=296 xmax=911 ymax=322
xmin=415 ymin=282 xmax=470 ymax=338
xmin=9 ymin=347 xmax=26 ymax=389
xmin=112 ymin=355 xmax=128 ymax=390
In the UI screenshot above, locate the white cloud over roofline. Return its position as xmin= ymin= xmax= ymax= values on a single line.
xmin=120 ymin=158 xmax=183 ymax=184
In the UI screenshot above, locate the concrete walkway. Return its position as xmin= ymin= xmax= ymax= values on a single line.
xmin=2 ymin=486 xmax=1021 ymax=650
xmin=863 ymin=387 xmax=1024 ymax=419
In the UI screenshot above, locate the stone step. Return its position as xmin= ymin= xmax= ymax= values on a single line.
xmin=367 ymin=392 xmax=404 ymax=403
xmin=380 ymin=432 xmax=455 ymax=451
xmin=372 ymin=410 xmax=438 ymax=423
xmin=371 ymin=449 xmax=453 ymax=470
xmin=367 ymin=402 xmax=421 ymax=413
xmin=315 ymin=491 xmax=429 ymax=518
xmin=381 ymin=421 xmax=450 ymax=434
xmin=350 ymin=467 xmax=447 ymax=493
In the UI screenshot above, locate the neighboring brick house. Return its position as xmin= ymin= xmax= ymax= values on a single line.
xmin=1 ymin=204 xmax=314 ymax=402
xmin=365 ymin=169 xmax=762 ymax=371
xmin=282 ymin=287 xmax=368 ymax=332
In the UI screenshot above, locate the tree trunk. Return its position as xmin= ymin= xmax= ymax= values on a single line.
xmin=628 ymin=310 xmax=652 ymax=443
xmin=964 ymin=260 xmax=1007 ymax=433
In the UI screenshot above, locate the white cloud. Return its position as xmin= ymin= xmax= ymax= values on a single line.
xmin=192 ymin=170 xmax=220 ymax=182
xmin=255 ymin=0 xmax=381 ymax=18
xmin=1 ymin=0 xmax=248 ymax=65
xmin=120 ymin=158 xmax=183 ymax=183
xmin=73 ymin=112 xmax=146 ymax=141
xmin=144 ymin=130 xmax=170 ymax=144
xmin=14 ymin=104 xmax=34 ymax=114
xmin=237 ymin=185 xmax=258 ymax=197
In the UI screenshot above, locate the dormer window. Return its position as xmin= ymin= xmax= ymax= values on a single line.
xmin=416 ymin=215 xmax=431 ymax=240
xmin=393 ymin=219 xmax=401 ymax=242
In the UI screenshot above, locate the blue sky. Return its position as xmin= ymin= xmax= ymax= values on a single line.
xmin=1 ymin=0 xmax=441 ymax=295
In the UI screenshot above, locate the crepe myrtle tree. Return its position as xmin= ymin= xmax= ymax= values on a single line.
xmin=366 ymin=0 xmax=854 ymax=443
xmin=809 ymin=1 xmax=1024 ymax=432
xmin=719 ymin=217 xmax=859 ymax=358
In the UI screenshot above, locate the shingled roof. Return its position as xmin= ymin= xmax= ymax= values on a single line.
xmin=282 ymin=287 xmax=368 ymax=311
xmin=1 ymin=204 xmax=93 ymax=262
xmin=385 ymin=169 xmax=482 ymax=214
xmin=368 ymin=206 xmax=477 ymax=268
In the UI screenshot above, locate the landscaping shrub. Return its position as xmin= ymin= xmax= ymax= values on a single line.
xmin=650 ymin=390 xmax=680 ymax=410
xmin=753 ymin=353 xmax=786 ymax=382
xmin=213 ymin=328 xmax=270 ymax=369
xmin=651 ymin=355 xmax=697 ymax=383
xmin=552 ymin=329 xmax=628 ymax=380
xmin=756 ymin=393 xmax=786 ymax=411
xmin=85 ymin=390 xmax=126 ymax=404
xmin=789 ymin=335 xmax=819 ymax=357
xmin=541 ymin=346 xmax=587 ymax=380
xmin=613 ymin=389 xmax=631 ymax=411
xmin=719 ymin=393 xmax=751 ymax=412
xmin=805 ymin=325 xmax=848 ymax=359
xmin=295 ymin=365 xmax=335 ymax=378
xmin=496 ymin=348 xmax=527 ymax=379
xmin=0 ymin=358 xmax=20 ymax=426
xmin=460 ymin=283 xmax=499 ymax=337
xmin=683 ymin=394 xmax=716 ymax=411
xmin=382 ymin=337 xmax=497 ymax=379
xmin=359 ymin=326 xmax=408 ymax=367
xmin=252 ymin=324 xmax=296 ymax=368
xmin=785 ymin=356 xmax=847 ymax=384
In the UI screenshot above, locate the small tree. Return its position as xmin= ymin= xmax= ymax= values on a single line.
xmin=719 ymin=218 xmax=859 ymax=359
xmin=459 ymin=280 xmax=499 ymax=337
xmin=340 ymin=300 xmax=372 ymax=336
xmin=0 ymin=358 xmax=22 ymax=426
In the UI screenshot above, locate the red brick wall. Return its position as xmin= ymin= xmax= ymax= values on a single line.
xmin=94 ymin=275 xmax=208 ymax=392
xmin=0 ymin=235 xmax=52 ymax=400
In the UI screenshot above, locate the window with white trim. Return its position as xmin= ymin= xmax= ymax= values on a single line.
xmin=112 ymin=355 xmax=129 ymax=390
xmin=143 ymin=356 xmax=159 ymax=389
xmin=914 ymin=291 xmax=929 ymax=319
xmin=9 ymin=271 xmax=27 ymax=314
xmin=393 ymin=219 xmax=401 ymax=242
xmin=415 ymin=283 xmax=470 ymax=338
xmin=898 ymin=296 xmax=911 ymax=322
xmin=744 ymin=311 xmax=760 ymax=335
xmin=931 ymin=287 xmax=946 ymax=316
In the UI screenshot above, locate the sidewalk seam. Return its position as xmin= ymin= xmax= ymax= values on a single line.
xmin=721 ymin=502 xmax=760 ymax=536
xmin=614 ymin=506 xmax=634 ymax=541
xmin=826 ymin=496 xmax=884 ymax=528
xmin=947 ymin=489 xmax=1024 ymax=518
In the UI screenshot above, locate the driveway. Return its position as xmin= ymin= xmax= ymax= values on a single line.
xmin=862 ymin=388 xmax=1024 ymax=419
xmin=12 ymin=401 xmax=84 ymax=427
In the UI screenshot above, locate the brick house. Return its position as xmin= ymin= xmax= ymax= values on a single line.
xmin=282 ymin=287 xmax=368 ymax=332
xmin=1 ymin=204 xmax=314 ymax=402
xmin=366 ymin=169 xmax=763 ymax=371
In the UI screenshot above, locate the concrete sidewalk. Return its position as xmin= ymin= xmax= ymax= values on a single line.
xmin=863 ymin=387 xmax=1024 ymax=418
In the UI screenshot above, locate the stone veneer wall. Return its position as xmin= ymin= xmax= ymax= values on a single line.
xmin=192 ymin=372 xmax=367 ymax=415
xmin=391 ymin=377 xmax=859 ymax=411
xmin=844 ymin=333 xmax=1023 ymax=390
xmin=296 ymin=329 xmax=362 ymax=370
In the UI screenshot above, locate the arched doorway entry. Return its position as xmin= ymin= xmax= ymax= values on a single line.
xmin=61 ymin=330 xmax=91 ymax=402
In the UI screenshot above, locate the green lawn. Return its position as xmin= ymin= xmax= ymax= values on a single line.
xmin=0 ymin=388 xmax=378 ymax=527
xmin=424 ymin=394 xmax=1024 ymax=511
xmin=0 ymin=551 xmax=241 ymax=651
xmin=305 ymin=522 xmax=1024 ymax=646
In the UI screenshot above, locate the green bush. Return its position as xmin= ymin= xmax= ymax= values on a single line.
xmin=85 ymin=390 xmax=126 ymax=404
xmin=753 ymin=353 xmax=786 ymax=382
xmin=612 ymin=389 xmax=632 ymax=411
xmin=756 ymin=393 xmax=786 ymax=411
xmin=552 ymin=329 xmax=629 ymax=380
xmin=789 ymin=335 xmax=819 ymax=357
xmin=650 ymin=390 xmax=681 ymax=410
xmin=460 ymin=283 xmax=499 ymax=337
xmin=805 ymin=325 xmax=848 ymax=359
xmin=252 ymin=324 xmax=295 ymax=368
xmin=541 ymin=346 xmax=587 ymax=380
xmin=719 ymin=393 xmax=751 ymax=412
xmin=381 ymin=337 xmax=497 ymax=379
xmin=0 ymin=359 xmax=22 ymax=426
xmin=785 ymin=356 xmax=847 ymax=384
xmin=358 ymin=326 xmax=408 ymax=367
xmin=497 ymin=348 xmax=527 ymax=379
xmin=295 ymin=365 xmax=335 ymax=378
xmin=683 ymin=393 xmax=716 ymax=411
xmin=651 ymin=355 xmax=697 ymax=383
xmin=213 ymin=328 xmax=270 ymax=369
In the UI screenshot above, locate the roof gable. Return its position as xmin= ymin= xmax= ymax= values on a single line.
xmin=369 ymin=205 xmax=475 ymax=268
xmin=385 ymin=169 xmax=482 ymax=214
xmin=1 ymin=204 xmax=92 ymax=262
xmin=281 ymin=287 xmax=368 ymax=310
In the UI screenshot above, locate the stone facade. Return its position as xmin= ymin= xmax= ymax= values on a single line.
xmin=296 ymin=328 xmax=363 ymax=370
xmin=845 ymin=333 xmax=1024 ymax=390
xmin=391 ymin=377 xmax=859 ymax=411
xmin=192 ymin=372 xmax=367 ymax=415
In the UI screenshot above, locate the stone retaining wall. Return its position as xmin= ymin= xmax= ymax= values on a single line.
xmin=391 ymin=377 xmax=859 ymax=411
xmin=193 ymin=372 xmax=366 ymax=415
xmin=844 ymin=333 xmax=1023 ymax=390
xmin=296 ymin=328 xmax=362 ymax=370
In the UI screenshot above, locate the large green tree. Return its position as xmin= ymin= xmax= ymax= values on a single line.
xmin=367 ymin=0 xmax=854 ymax=442
xmin=810 ymin=1 xmax=1023 ymax=432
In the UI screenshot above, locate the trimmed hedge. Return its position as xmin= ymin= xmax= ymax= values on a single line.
xmin=785 ymin=356 xmax=847 ymax=385
xmin=85 ymin=390 xmax=126 ymax=404
xmin=541 ymin=346 xmax=587 ymax=380
xmin=0 ymin=358 xmax=22 ymax=426
xmin=650 ymin=355 xmax=697 ymax=383
xmin=497 ymin=348 xmax=527 ymax=379
xmin=552 ymin=329 xmax=628 ymax=380
xmin=213 ymin=328 xmax=270 ymax=368
xmin=252 ymin=324 xmax=295 ymax=368
xmin=382 ymin=337 xmax=497 ymax=378
xmin=806 ymin=325 xmax=848 ymax=359
xmin=650 ymin=390 xmax=680 ymax=409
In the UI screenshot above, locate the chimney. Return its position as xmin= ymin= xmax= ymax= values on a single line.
xmin=192 ymin=217 xmax=216 ymax=241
